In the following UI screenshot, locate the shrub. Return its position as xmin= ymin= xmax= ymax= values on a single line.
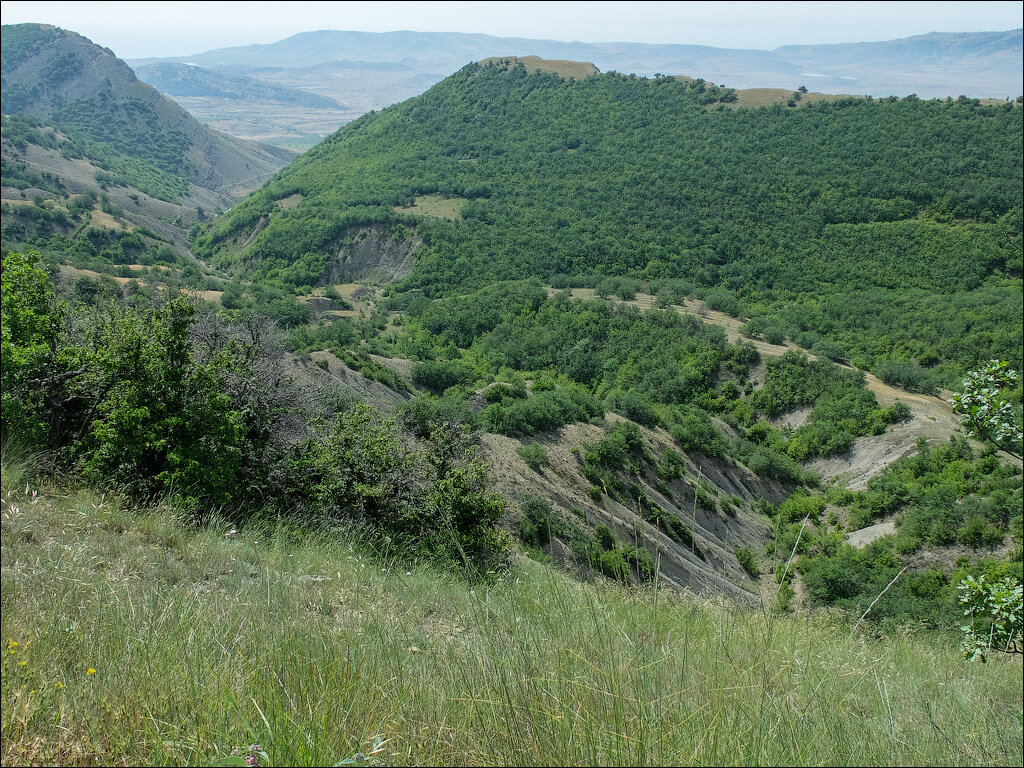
xmin=516 ymin=442 xmax=549 ymax=472
xmin=873 ymin=359 xmax=938 ymax=394
xmin=517 ymin=494 xmax=556 ymax=547
xmin=606 ymin=390 xmax=660 ymax=427
xmin=411 ymin=358 xmax=476 ymax=393
xmin=586 ymin=422 xmax=647 ymax=471
xmin=958 ymin=515 xmax=1005 ymax=549
xmin=302 ymin=411 xmax=509 ymax=574
xmin=657 ymin=448 xmax=686 ymax=481
xmin=595 ymin=524 xmax=616 ymax=551
xmin=735 ymin=546 xmax=758 ymax=575
xmin=483 ymin=386 xmax=602 ymax=436
xmin=958 ymin=575 xmax=1023 ymax=660
xmin=669 ymin=409 xmax=726 ymax=457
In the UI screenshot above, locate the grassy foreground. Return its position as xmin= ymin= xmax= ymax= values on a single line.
xmin=1 ymin=459 xmax=1021 ymax=767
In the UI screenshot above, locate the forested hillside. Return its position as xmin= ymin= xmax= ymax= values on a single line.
xmin=1 ymin=23 xmax=295 ymax=254
xmin=196 ymin=59 xmax=1022 ymax=384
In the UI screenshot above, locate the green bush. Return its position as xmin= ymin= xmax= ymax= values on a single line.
xmin=412 ymin=358 xmax=477 ymax=393
xmin=957 ymin=575 xmax=1023 ymax=660
xmin=516 ymin=442 xmax=549 ymax=472
xmin=301 ymin=410 xmax=509 ymax=574
xmin=735 ymin=546 xmax=758 ymax=576
xmin=669 ymin=409 xmax=726 ymax=457
xmin=517 ymin=494 xmax=556 ymax=548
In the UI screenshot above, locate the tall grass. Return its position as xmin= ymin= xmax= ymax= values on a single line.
xmin=2 ymin=456 xmax=1021 ymax=766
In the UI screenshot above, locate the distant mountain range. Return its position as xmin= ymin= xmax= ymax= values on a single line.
xmin=124 ymin=28 xmax=1022 ymax=149
xmin=133 ymin=61 xmax=346 ymax=109
xmin=132 ymin=28 xmax=1022 ymax=98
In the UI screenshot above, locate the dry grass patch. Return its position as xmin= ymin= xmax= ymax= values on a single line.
xmin=394 ymin=194 xmax=468 ymax=221
xmin=277 ymin=193 xmax=303 ymax=210
xmin=3 ymin=454 xmax=1021 ymax=768
xmin=729 ymin=88 xmax=858 ymax=109
xmin=481 ymin=55 xmax=599 ymax=79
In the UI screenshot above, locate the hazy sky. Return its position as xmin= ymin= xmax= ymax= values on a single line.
xmin=2 ymin=1 xmax=1022 ymax=59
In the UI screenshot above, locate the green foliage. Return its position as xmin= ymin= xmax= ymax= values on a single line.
xmin=0 ymin=251 xmax=59 ymax=444
xmin=412 ymin=358 xmax=477 ymax=393
xmin=668 ymin=408 xmax=727 ymax=457
xmin=585 ymin=422 xmax=647 ymax=472
xmin=788 ymin=436 xmax=1021 ymax=634
xmin=735 ymin=546 xmax=758 ymax=576
xmin=51 ymin=93 xmax=192 ymax=201
xmin=399 ymin=393 xmax=476 ymax=436
xmin=76 ymin=298 xmax=246 ymax=503
xmin=516 ymin=442 xmax=549 ymax=472
xmin=957 ymin=575 xmax=1023 ymax=660
xmin=748 ymin=351 xmax=905 ymax=460
xmin=656 ymin=448 xmax=686 ymax=480
xmin=517 ymin=494 xmax=556 ymax=548
xmin=774 ymin=493 xmax=826 ymax=525
xmin=950 ymin=360 xmax=1023 ymax=457
xmin=873 ymin=359 xmax=940 ymax=394
xmin=298 ymin=409 xmax=509 ymax=574
xmin=199 ymin=64 xmax=1022 ymax=380
xmin=0 ymin=259 xmax=507 ymax=572
xmin=482 ymin=385 xmax=602 ymax=436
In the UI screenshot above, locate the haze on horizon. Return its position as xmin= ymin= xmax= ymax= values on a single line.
xmin=1 ymin=0 xmax=1022 ymax=60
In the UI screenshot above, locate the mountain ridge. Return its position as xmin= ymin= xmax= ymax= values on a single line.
xmin=1 ymin=23 xmax=296 ymax=251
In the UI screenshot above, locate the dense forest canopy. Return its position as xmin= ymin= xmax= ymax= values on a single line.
xmin=195 ymin=61 xmax=1023 ymax=382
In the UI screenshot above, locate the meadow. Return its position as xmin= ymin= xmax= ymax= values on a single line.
xmin=2 ymin=454 xmax=1021 ymax=767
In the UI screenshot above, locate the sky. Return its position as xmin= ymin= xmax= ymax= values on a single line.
xmin=2 ymin=0 xmax=1022 ymax=60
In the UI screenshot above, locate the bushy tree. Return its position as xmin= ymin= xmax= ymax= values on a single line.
xmin=1 ymin=250 xmax=59 ymax=444
xmin=958 ymin=574 xmax=1023 ymax=661
xmin=950 ymin=360 xmax=1022 ymax=458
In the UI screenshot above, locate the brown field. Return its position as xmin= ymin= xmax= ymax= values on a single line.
xmin=729 ymin=88 xmax=856 ymax=109
xmin=480 ymin=55 xmax=599 ymax=79
xmin=192 ymin=289 xmax=224 ymax=304
xmin=394 ymin=194 xmax=467 ymax=220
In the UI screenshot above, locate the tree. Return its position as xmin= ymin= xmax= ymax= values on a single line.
xmin=958 ymin=574 xmax=1022 ymax=661
xmin=950 ymin=360 xmax=1023 ymax=458
xmin=1 ymin=250 xmax=60 ymax=444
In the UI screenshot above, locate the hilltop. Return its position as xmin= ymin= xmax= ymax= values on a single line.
xmin=1 ymin=23 xmax=295 ymax=252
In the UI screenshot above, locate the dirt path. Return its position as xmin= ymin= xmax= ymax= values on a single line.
xmin=844 ymin=517 xmax=897 ymax=548
xmin=547 ymin=287 xmax=1021 ymax=485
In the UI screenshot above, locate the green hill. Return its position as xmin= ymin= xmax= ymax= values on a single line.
xmin=195 ymin=59 xmax=1022 ymax=383
xmin=1 ymin=23 xmax=295 ymax=202
xmin=1 ymin=23 xmax=296 ymax=261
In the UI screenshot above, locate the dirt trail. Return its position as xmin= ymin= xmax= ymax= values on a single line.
xmin=547 ymin=287 xmax=1020 ymax=487
xmin=844 ymin=517 xmax=896 ymax=548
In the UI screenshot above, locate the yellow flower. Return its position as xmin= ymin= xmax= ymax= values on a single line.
xmin=54 ymin=682 xmax=64 ymax=690
xmin=87 ymin=667 xmax=96 ymax=675
xmin=7 ymin=641 xmax=17 ymax=649
xmin=17 ymin=661 xmax=26 ymax=667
